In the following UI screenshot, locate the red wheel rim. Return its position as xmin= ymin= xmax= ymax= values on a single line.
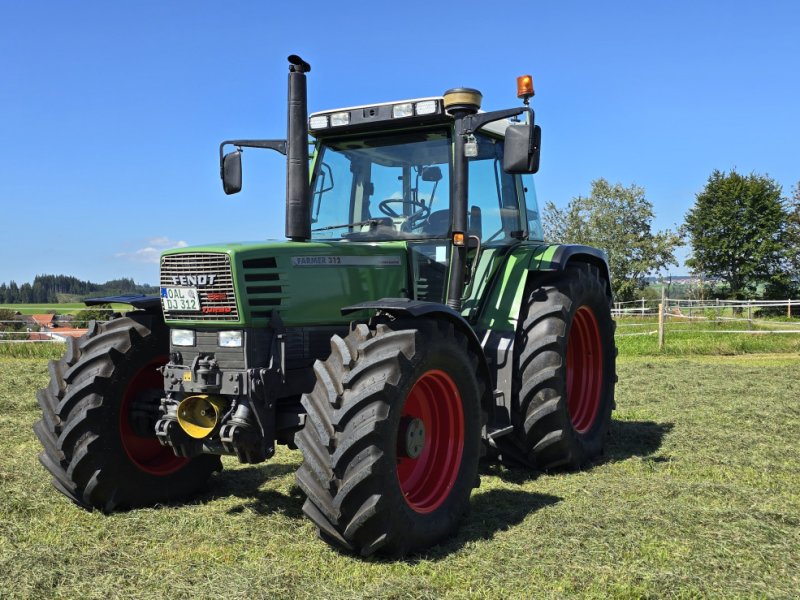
xmin=120 ymin=357 xmax=187 ymax=475
xmin=566 ymin=306 xmax=603 ymax=433
xmin=396 ymin=369 xmax=464 ymax=514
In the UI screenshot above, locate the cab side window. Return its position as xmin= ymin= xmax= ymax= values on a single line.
xmin=311 ymin=150 xmax=354 ymax=239
xmin=467 ymin=134 xmax=522 ymax=242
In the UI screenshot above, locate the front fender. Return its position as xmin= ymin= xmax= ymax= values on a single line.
xmin=342 ymin=298 xmax=494 ymax=415
xmin=84 ymin=294 xmax=161 ymax=310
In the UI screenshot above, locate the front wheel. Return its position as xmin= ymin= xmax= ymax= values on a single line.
xmin=508 ymin=262 xmax=616 ymax=470
xmin=33 ymin=315 xmax=221 ymax=511
xmin=295 ymin=318 xmax=484 ymax=557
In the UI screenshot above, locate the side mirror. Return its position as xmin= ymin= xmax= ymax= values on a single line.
xmin=503 ymin=124 xmax=541 ymax=174
xmin=421 ymin=165 xmax=443 ymax=182
xmin=221 ymin=150 xmax=242 ymax=195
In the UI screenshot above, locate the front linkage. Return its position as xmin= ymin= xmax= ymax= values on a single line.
xmin=155 ymin=314 xmax=288 ymax=464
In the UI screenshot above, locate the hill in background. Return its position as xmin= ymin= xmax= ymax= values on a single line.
xmin=0 ymin=275 xmax=157 ymax=304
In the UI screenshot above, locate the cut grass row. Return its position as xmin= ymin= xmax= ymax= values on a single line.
xmin=1 ymin=353 xmax=798 ymax=598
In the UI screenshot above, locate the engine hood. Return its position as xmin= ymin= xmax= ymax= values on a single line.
xmin=160 ymin=240 xmax=409 ymax=327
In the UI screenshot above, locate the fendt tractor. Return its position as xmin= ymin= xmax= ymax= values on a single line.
xmin=35 ymin=55 xmax=616 ymax=557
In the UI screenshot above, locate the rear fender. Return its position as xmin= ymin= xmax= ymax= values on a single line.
xmin=475 ymin=244 xmax=611 ymax=333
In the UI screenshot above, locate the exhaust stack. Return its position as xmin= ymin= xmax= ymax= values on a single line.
xmin=286 ymin=55 xmax=311 ymax=241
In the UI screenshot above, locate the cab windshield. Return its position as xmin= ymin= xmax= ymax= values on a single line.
xmin=310 ymin=129 xmax=526 ymax=242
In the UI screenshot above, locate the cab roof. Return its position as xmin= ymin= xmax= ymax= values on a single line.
xmin=309 ymin=96 xmax=510 ymax=138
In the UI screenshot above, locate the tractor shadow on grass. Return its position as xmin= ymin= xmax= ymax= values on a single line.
xmin=395 ymin=489 xmax=562 ymax=563
xmin=481 ymin=419 xmax=674 ymax=484
xmin=604 ymin=419 xmax=674 ymax=464
xmin=198 ymin=462 xmax=306 ymax=519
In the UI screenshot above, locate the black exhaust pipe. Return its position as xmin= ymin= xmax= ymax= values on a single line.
xmin=286 ymin=55 xmax=311 ymax=241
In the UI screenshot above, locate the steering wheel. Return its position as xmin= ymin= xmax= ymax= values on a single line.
xmin=378 ymin=198 xmax=429 ymax=220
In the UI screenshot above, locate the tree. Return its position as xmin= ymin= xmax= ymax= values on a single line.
xmin=0 ymin=309 xmax=25 ymax=340
xmin=542 ymin=178 xmax=681 ymax=302
xmin=684 ymin=170 xmax=789 ymax=299
xmin=787 ymin=182 xmax=800 ymax=285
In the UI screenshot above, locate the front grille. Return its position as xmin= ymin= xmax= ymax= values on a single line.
xmin=242 ymin=256 xmax=285 ymax=318
xmin=160 ymin=253 xmax=239 ymax=321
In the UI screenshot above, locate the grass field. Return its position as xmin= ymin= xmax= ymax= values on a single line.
xmin=615 ymin=315 xmax=800 ymax=356
xmin=1 ymin=303 xmax=129 ymax=316
xmin=1 ymin=352 xmax=798 ymax=598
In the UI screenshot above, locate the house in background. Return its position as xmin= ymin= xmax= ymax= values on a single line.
xmin=22 ymin=313 xmax=87 ymax=341
xmin=29 ymin=314 xmax=57 ymax=329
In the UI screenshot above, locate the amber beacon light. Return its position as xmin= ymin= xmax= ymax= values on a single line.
xmin=516 ymin=74 xmax=535 ymax=102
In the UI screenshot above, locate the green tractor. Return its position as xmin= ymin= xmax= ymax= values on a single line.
xmin=34 ymin=55 xmax=615 ymax=557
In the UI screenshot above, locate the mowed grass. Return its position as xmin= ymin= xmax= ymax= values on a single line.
xmin=1 ymin=354 xmax=799 ymax=599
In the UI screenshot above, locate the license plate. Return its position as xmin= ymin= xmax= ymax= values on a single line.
xmin=160 ymin=287 xmax=200 ymax=312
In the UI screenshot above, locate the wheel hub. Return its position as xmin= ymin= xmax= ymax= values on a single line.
xmin=396 ymin=369 xmax=465 ymax=513
xmin=401 ymin=417 xmax=426 ymax=459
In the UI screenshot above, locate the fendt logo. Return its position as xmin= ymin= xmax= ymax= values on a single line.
xmin=170 ymin=274 xmax=218 ymax=286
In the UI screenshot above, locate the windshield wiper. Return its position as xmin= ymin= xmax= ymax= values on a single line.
xmin=312 ymin=218 xmax=385 ymax=232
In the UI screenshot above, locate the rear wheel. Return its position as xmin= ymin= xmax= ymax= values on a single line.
xmin=295 ymin=318 xmax=483 ymax=556
xmin=33 ymin=315 xmax=221 ymax=511
xmin=508 ymin=263 xmax=616 ymax=470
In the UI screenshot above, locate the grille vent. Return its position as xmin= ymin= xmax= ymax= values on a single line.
xmin=242 ymin=257 xmax=284 ymax=318
xmin=160 ymin=253 xmax=238 ymax=321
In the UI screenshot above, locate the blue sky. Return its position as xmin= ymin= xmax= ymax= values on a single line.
xmin=1 ymin=1 xmax=798 ymax=285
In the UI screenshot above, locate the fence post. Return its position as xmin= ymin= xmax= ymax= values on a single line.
xmin=658 ymin=303 xmax=665 ymax=349
xmin=641 ymin=297 xmax=645 ymax=318
xmin=789 ymin=300 xmax=793 ymax=319
xmin=748 ymin=300 xmax=753 ymax=330
xmin=716 ymin=298 xmax=721 ymax=325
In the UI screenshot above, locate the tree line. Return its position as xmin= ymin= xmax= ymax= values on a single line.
xmin=0 ymin=275 xmax=158 ymax=304
xmin=543 ymin=171 xmax=800 ymax=302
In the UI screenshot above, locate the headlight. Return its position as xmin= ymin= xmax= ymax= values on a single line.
xmin=309 ymin=115 xmax=328 ymax=129
xmin=392 ymin=103 xmax=414 ymax=118
xmin=415 ymin=100 xmax=438 ymax=115
xmin=171 ymin=329 xmax=195 ymax=347
xmin=218 ymin=330 xmax=243 ymax=348
xmin=330 ymin=111 xmax=350 ymax=126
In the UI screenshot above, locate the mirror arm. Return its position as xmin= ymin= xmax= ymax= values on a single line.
xmin=462 ymin=107 xmax=527 ymax=134
xmin=218 ymin=139 xmax=288 ymax=164
xmin=463 ymin=107 xmax=537 ymax=155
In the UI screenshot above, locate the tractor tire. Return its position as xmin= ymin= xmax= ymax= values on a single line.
xmin=33 ymin=315 xmax=221 ymax=511
xmin=508 ymin=262 xmax=616 ymax=470
xmin=295 ymin=318 xmax=483 ymax=557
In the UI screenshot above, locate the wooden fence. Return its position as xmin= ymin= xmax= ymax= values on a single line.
xmin=613 ymin=298 xmax=800 ymax=348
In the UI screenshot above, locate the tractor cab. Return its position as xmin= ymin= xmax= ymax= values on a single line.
xmin=305 ymin=101 xmax=544 ymax=304
xmin=307 ymin=112 xmax=542 ymax=244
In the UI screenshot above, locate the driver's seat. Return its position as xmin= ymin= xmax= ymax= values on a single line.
xmin=421 ymin=210 xmax=450 ymax=237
